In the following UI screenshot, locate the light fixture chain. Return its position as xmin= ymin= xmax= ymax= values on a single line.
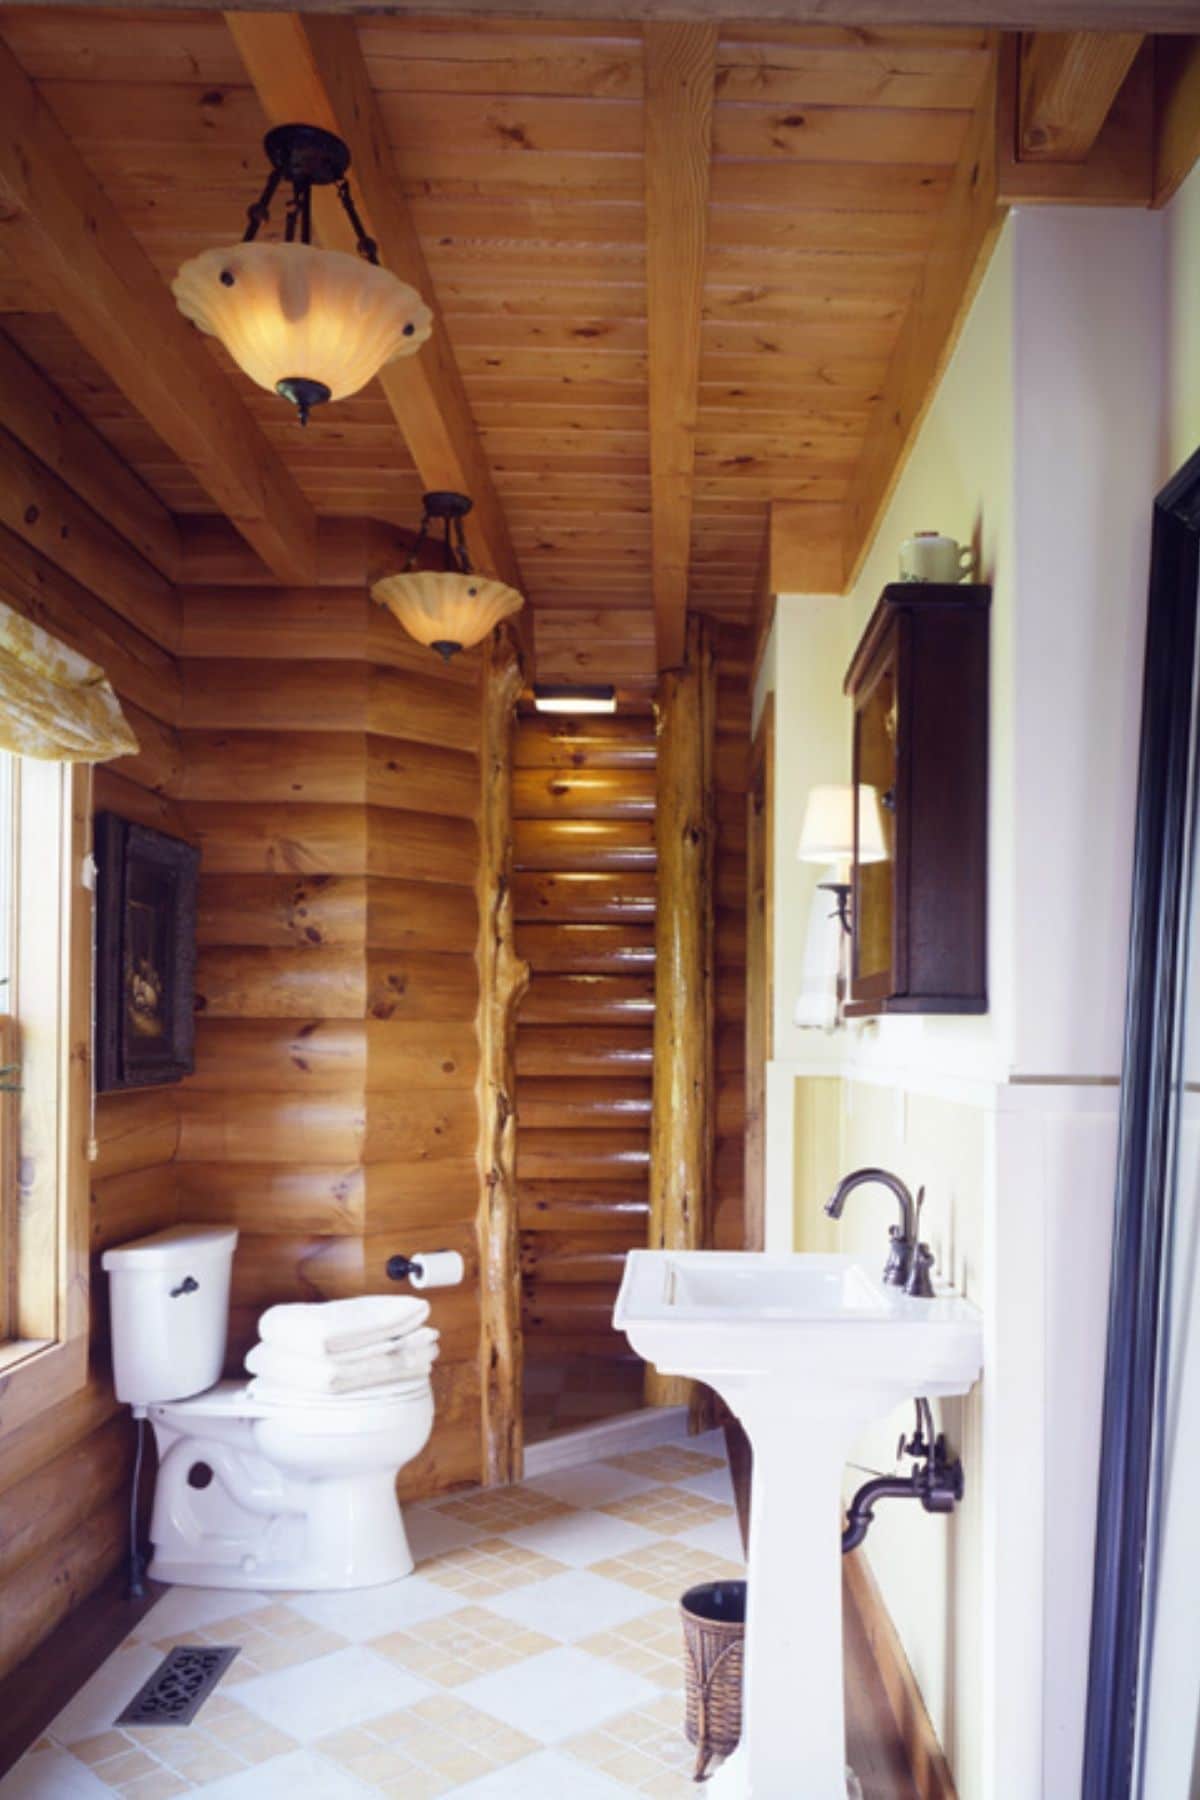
xmin=335 ymin=179 xmax=379 ymax=265
xmin=454 ymin=513 xmax=474 ymax=575
xmin=403 ymin=509 xmax=434 ymax=574
xmin=242 ymin=167 xmax=282 ymax=243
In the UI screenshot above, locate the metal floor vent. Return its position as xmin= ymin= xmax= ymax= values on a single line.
xmin=117 ymin=1646 xmax=239 ymax=1727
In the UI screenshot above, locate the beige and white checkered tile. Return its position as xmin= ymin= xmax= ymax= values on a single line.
xmin=597 ymin=1486 xmax=733 ymax=1537
xmin=564 ymin=1691 xmax=704 ymax=1798
xmin=5 ymin=1441 xmax=740 ymax=1799
xmin=433 ymin=1487 xmax=575 ymax=1531
xmin=154 ymin=1603 xmax=347 ymax=1681
xmin=603 ymin=1446 xmax=725 ymax=1483
xmin=54 ymin=1692 xmax=296 ymax=1794
xmin=589 ymin=1541 xmax=744 ymax=1603
xmin=371 ymin=1605 xmax=557 ymax=1687
xmin=576 ymin=1605 xmax=687 ymax=1692
xmin=318 ymin=1694 xmax=537 ymax=1798
xmin=419 ymin=1537 xmax=569 ymax=1600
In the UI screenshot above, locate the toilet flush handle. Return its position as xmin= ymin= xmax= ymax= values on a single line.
xmin=170 ymin=1275 xmax=199 ymax=1297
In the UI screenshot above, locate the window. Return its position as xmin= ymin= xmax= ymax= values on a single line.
xmin=0 ymin=755 xmax=92 ymax=1438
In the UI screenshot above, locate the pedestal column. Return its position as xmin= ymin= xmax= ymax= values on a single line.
xmin=708 ymin=1388 xmax=887 ymax=1800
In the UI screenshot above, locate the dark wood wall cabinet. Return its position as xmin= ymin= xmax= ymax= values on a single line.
xmin=844 ymin=583 xmax=990 ymax=1017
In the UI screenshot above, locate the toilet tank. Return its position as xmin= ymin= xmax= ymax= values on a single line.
xmin=102 ymin=1224 xmax=238 ymax=1407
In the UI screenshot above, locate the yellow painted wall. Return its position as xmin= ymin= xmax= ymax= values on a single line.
xmin=794 ymin=1076 xmax=987 ymax=1789
xmin=763 ymin=192 xmax=1183 ymax=1798
xmin=766 ymin=230 xmax=1015 ymax=1798
xmin=769 ymin=226 xmax=1015 ymax=1088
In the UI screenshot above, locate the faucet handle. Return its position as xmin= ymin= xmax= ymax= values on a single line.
xmin=905 ymin=1242 xmax=936 ymax=1300
xmin=883 ymin=1225 xmax=910 ymax=1287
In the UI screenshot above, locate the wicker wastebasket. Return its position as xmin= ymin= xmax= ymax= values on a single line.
xmin=679 ymin=1580 xmax=746 ymax=1780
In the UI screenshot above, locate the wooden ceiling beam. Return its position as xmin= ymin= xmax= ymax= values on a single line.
xmin=14 ymin=0 xmax=1200 ymax=26
xmin=843 ymin=47 xmax=1007 ymax=588
xmin=1154 ymin=37 xmax=1200 ymax=207
xmin=177 ymin=516 xmax=416 ymax=588
xmin=996 ymin=33 xmax=1152 ymax=203
xmin=769 ymin=503 xmax=847 ymax=597
xmin=1017 ymin=30 xmax=1143 ymax=161
xmin=642 ymin=22 xmax=716 ymax=673
xmin=0 ymin=32 xmax=316 ymax=586
xmin=226 ymin=12 xmax=522 ymax=603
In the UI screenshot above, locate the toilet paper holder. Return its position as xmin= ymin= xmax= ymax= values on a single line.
xmin=386 ymin=1252 xmax=445 ymax=1282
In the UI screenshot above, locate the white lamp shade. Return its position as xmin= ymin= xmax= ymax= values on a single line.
xmin=372 ymin=569 xmax=525 ymax=654
xmin=797 ymin=783 xmax=888 ymax=866
xmin=172 ymin=242 xmax=432 ymax=403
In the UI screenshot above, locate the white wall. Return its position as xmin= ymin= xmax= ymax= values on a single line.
xmin=1010 ymin=208 xmax=1162 ymax=1079
xmin=760 ymin=198 xmax=1183 ymax=1800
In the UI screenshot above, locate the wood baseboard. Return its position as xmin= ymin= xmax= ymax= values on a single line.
xmin=843 ymin=1550 xmax=959 ymax=1800
xmin=522 ymin=1404 xmax=688 ymax=1477
xmin=0 ymin=1568 xmax=164 ymax=1776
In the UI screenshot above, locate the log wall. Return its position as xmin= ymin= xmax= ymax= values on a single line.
xmin=713 ymin=624 xmax=751 ymax=1251
xmin=0 ymin=321 xmax=754 ymax=1680
xmin=175 ymin=595 xmax=485 ymax=1500
xmin=513 ymin=710 xmax=656 ymax=1373
xmin=0 ymin=415 xmax=182 ymax=1680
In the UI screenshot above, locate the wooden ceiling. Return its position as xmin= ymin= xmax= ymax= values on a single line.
xmin=0 ymin=10 xmax=1190 ymax=685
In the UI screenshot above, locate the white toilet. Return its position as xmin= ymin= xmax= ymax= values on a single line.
xmin=102 ymin=1224 xmax=435 ymax=1591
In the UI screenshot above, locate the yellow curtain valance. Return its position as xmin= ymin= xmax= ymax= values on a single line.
xmin=0 ymin=600 xmax=139 ymax=763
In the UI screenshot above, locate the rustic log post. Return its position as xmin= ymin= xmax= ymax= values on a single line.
xmin=646 ymin=614 xmax=716 ymax=1407
xmin=476 ymin=625 xmax=531 ymax=1484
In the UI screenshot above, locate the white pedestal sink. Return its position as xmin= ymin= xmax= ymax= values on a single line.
xmin=614 ymin=1251 xmax=983 ymax=1800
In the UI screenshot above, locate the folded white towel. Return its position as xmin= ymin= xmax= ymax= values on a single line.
xmin=299 ymin=1330 xmax=428 ymax=1367
xmin=245 ymin=1328 xmax=440 ymax=1395
xmin=257 ymin=1295 xmax=431 ymax=1358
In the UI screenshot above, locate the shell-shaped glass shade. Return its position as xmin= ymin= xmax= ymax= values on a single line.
xmin=172 ymin=241 xmax=432 ymax=403
xmin=372 ymin=570 xmax=525 ymax=655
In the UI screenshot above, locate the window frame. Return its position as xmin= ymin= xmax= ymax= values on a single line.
xmin=0 ymin=758 xmax=92 ymax=1439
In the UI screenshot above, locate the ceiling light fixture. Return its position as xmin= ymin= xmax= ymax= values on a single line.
xmin=172 ymin=124 xmax=432 ymax=426
xmin=371 ymin=491 xmax=525 ymax=660
xmin=533 ymin=685 xmax=617 ymax=715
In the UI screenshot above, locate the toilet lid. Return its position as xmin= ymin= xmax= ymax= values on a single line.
xmin=156 ymin=1376 xmax=430 ymax=1418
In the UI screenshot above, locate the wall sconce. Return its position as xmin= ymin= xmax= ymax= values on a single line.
xmin=797 ymin=783 xmax=888 ymax=934
xmin=533 ymin=685 xmax=617 ymax=715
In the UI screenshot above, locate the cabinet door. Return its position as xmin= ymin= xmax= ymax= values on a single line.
xmin=851 ymin=639 xmax=898 ymax=1004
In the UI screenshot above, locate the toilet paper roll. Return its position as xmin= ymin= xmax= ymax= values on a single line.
xmin=409 ymin=1250 xmax=464 ymax=1290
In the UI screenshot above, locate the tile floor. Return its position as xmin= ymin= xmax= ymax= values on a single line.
xmin=1 ymin=1434 xmax=744 ymax=1800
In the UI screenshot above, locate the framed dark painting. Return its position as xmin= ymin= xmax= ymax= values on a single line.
xmin=95 ymin=813 xmax=199 ymax=1093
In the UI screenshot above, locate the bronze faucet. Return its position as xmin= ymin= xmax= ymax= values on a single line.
xmin=824 ymin=1167 xmax=934 ymax=1296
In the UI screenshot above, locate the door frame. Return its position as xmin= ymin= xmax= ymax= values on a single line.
xmin=1083 ymin=443 xmax=1200 ymax=1796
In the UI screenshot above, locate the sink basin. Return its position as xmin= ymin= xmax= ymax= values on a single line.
xmin=657 ymin=1255 xmax=887 ymax=1318
xmin=617 ymin=1249 xmax=983 ymax=1398
xmin=614 ymin=1250 xmax=983 ymax=1800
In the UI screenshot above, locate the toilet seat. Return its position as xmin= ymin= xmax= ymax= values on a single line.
xmin=159 ymin=1375 xmax=432 ymax=1421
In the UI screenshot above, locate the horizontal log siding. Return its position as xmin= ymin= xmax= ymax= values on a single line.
xmin=713 ymin=625 xmax=751 ymax=1251
xmin=175 ymin=603 xmax=485 ymax=1503
xmin=513 ymin=708 xmax=655 ymax=1379
xmin=0 ymin=490 xmax=181 ymax=1683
